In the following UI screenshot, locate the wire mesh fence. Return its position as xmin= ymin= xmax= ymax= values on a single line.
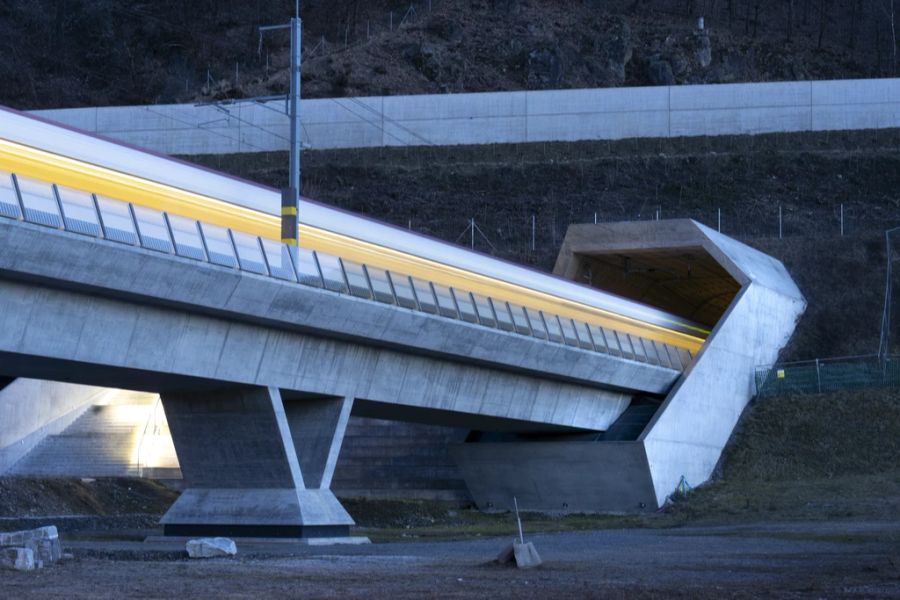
xmin=755 ymin=354 xmax=900 ymax=398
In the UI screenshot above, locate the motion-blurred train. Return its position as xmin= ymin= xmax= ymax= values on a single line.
xmin=0 ymin=105 xmax=708 ymax=356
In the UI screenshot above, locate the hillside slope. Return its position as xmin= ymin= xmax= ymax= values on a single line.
xmin=0 ymin=0 xmax=894 ymax=110
xmin=668 ymin=388 xmax=900 ymax=523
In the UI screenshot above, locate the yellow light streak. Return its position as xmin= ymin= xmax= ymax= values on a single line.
xmin=0 ymin=137 xmax=707 ymax=352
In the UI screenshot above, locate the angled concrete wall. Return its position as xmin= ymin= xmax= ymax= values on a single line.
xmin=639 ymin=224 xmax=806 ymax=504
xmin=30 ymin=78 xmax=900 ymax=154
xmin=454 ymin=220 xmax=805 ymax=512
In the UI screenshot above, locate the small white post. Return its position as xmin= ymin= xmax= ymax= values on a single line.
xmin=840 ymin=203 xmax=844 ymax=236
xmin=471 ymin=218 xmax=475 ymax=249
xmin=717 ymin=208 xmax=721 ymax=232
xmin=594 ymin=211 xmax=597 ymax=224
xmin=390 ymin=11 xmax=393 ymax=31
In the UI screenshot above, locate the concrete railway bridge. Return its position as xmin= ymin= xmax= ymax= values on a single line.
xmin=0 ymin=106 xmax=804 ymax=540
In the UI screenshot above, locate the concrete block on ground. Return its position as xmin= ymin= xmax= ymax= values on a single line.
xmin=0 ymin=525 xmax=62 ymax=566
xmin=186 ymin=537 xmax=237 ymax=558
xmin=496 ymin=541 xmax=542 ymax=569
xmin=1 ymin=547 xmax=36 ymax=571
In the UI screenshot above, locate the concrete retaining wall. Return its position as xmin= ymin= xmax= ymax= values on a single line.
xmin=30 ymin=78 xmax=900 ymax=155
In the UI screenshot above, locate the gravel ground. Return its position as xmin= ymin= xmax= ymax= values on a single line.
xmin=2 ymin=521 xmax=899 ymax=599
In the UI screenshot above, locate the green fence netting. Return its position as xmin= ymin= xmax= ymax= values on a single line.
xmin=755 ymin=355 xmax=900 ymax=398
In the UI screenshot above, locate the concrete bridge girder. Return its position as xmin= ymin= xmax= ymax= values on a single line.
xmin=0 ymin=218 xmax=685 ymax=536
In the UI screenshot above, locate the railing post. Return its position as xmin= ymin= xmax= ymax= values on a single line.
xmin=128 ymin=203 xmax=144 ymax=247
xmin=407 ymin=275 xmax=422 ymax=311
xmin=384 ymin=270 xmax=400 ymax=305
xmin=257 ymin=237 xmax=272 ymax=276
xmin=162 ymin=212 xmax=177 ymax=254
xmin=448 ymin=287 xmax=465 ymax=318
xmin=337 ymin=258 xmax=352 ymax=293
xmin=284 ymin=243 xmax=300 ymax=282
xmin=361 ymin=264 xmax=377 ymax=300
xmin=195 ymin=221 xmax=210 ymax=261
xmin=10 ymin=173 xmax=26 ymax=220
xmin=311 ymin=251 xmax=327 ymax=288
xmin=227 ymin=228 xmax=241 ymax=269
xmin=50 ymin=184 xmax=66 ymax=230
xmin=91 ymin=194 xmax=107 ymax=239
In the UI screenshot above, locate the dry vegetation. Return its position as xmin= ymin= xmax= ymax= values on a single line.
xmin=0 ymin=0 xmax=896 ymax=109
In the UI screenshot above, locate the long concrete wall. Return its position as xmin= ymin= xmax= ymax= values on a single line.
xmin=29 ymin=78 xmax=900 ymax=155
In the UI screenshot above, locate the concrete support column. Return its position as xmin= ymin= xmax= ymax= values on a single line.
xmin=284 ymin=395 xmax=353 ymax=489
xmin=159 ymin=386 xmax=354 ymax=539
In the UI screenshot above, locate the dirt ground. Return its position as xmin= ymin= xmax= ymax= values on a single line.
xmin=2 ymin=521 xmax=899 ymax=599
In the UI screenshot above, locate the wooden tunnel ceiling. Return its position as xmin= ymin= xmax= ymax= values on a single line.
xmin=572 ymin=247 xmax=741 ymax=329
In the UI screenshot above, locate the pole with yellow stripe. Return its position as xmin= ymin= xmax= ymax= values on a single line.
xmin=281 ymin=187 xmax=298 ymax=245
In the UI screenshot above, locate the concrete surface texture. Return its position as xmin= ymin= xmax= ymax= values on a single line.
xmin=30 ymin=78 xmax=900 ymax=154
xmin=455 ymin=220 xmax=805 ymax=511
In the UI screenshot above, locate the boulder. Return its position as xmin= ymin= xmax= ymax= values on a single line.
xmin=1 ymin=547 xmax=35 ymax=572
xmin=186 ymin=537 xmax=237 ymax=558
xmin=648 ymin=59 xmax=676 ymax=86
xmin=694 ymin=31 xmax=712 ymax=69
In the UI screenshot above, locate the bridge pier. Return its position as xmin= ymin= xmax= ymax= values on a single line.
xmin=159 ymin=386 xmax=355 ymax=539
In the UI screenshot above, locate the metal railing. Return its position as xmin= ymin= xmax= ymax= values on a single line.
xmin=755 ymin=354 xmax=900 ymax=398
xmin=0 ymin=169 xmax=693 ymax=371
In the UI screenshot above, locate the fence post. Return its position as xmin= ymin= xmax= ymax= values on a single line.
xmin=779 ymin=205 xmax=783 ymax=239
xmin=531 ymin=214 xmax=535 ymax=252
xmin=815 ymin=358 xmax=822 ymax=394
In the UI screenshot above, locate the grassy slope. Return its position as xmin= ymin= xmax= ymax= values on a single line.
xmin=666 ymin=389 xmax=900 ymax=525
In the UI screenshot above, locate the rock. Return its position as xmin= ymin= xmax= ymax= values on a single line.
xmin=402 ymin=42 xmax=444 ymax=82
xmin=0 ymin=526 xmax=61 ymax=566
xmin=694 ymin=31 xmax=712 ymax=68
xmin=1 ymin=547 xmax=35 ymax=571
xmin=426 ymin=16 xmax=461 ymax=42
xmin=648 ymin=59 xmax=676 ymax=86
xmin=186 ymin=537 xmax=237 ymax=558
xmin=601 ymin=18 xmax=633 ymax=84
xmin=527 ymin=46 xmax=564 ymax=87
